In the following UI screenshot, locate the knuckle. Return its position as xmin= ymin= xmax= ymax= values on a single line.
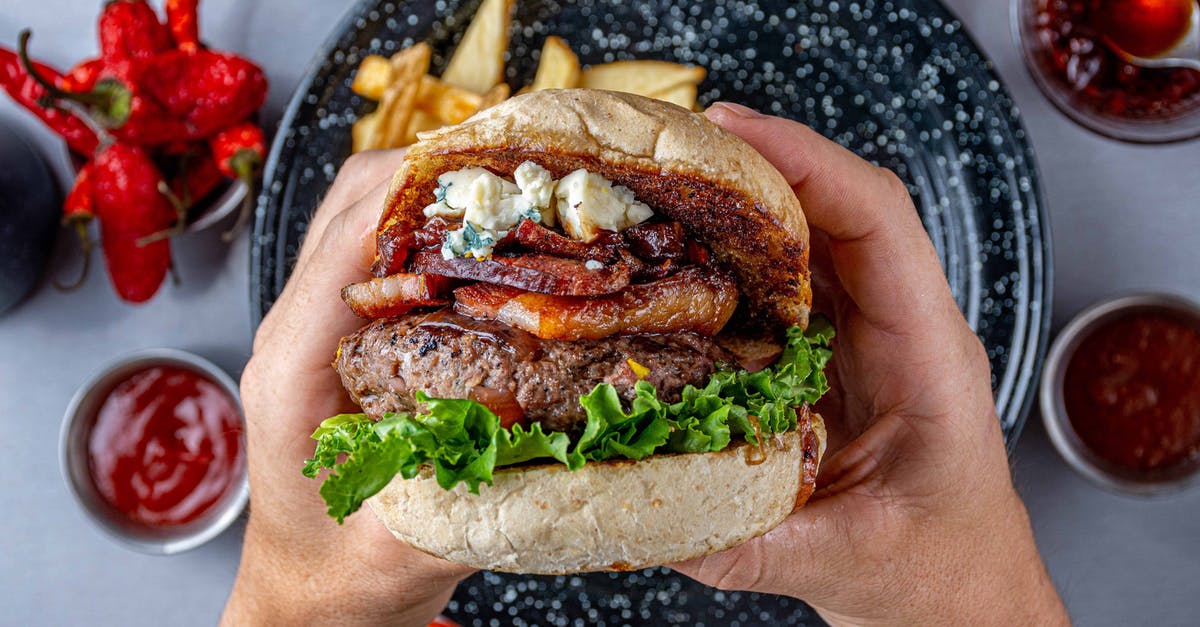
xmin=874 ymin=166 xmax=913 ymax=207
xmin=710 ymin=541 xmax=770 ymax=592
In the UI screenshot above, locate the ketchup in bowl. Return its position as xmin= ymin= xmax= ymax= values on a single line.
xmin=87 ymin=365 xmax=244 ymax=527
xmin=1063 ymin=312 xmax=1200 ymax=471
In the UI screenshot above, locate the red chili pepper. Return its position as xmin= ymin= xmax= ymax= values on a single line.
xmin=92 ymin=143 xmax=177 ymax=303
xmin=61 ymin=58 xmax=105 ymax=93
xmin=209 ymin=120 xmax=265 ymax=240
xmin=140 ymin=49 xmax=268 ymax=138
xmin=19 ymin=30 xmax=190 ymax=147
xmin=13 ymin=31 xmax=132 ymax=141
xmin=210 ymin=121 xmax=265 ymax=179
xmin=0 ymin=46 xmax=100 ymax=155
xmin=98 ymin=0 xmax=173 ymax=85
xmin=111 ymin=94 xmax=193 ymax=145
xmin=169 ymin=150 xmax=224 ymax=209
xmin=55 ymin=164 xmax=97 ymax=291
xmin=165 ymin=0 xmax=201 ymax=53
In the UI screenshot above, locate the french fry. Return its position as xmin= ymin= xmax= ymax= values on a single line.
xmin=530 ymin=36 xmax=580 ymax=91
xmin=650 ymin=82 xmax=699 ymax=110
xmin=373 ymin=43 xmax=432 ymax=149
xmin=418 ymin=76 xmax=484 ymax=124
xmin=403 ymin=109 xmax=443 ymax=145
xmin=580 ymin=61 xmax=706 ymax=97
xmin=351 ymin=55 xmax=394 ymax=100
xmin=442 ymin=0 xmax=516 ymax=94
xmin=478 ymin=82 xmax=511 ymax=111
xmin=352 ymin=110 xmax=384 ymax=152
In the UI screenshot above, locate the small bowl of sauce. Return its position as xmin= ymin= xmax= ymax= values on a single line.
xmin=1041 ymin=294 xmax=1200 ymax=495
xmin=61 ymin=349 xmax=248 ymax=554
xmin=1014 ymin=0 xmax=1200 ymax=143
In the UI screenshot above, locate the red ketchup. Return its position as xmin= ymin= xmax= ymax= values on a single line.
xmin=88 ymin=366 xmax=243 ymax=527
xmin=1063 ymin=313 xmax=1200 ymax=470
xmin=1034 ymin=0 xmax=1200 ymax=118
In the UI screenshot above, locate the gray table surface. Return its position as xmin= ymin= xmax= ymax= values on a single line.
xmin=2 ymin=1 xmax=1197 ymax=625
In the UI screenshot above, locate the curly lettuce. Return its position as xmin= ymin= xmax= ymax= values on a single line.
xmin=303 ymin=319 xmax=834 ymax=523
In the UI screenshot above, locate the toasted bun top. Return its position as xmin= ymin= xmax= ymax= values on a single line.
xmin=378 ymin=89 xmax=811 ymax=327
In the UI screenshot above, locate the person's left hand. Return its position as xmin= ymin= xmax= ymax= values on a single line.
xmin=222 ymin=150 xmax=474 ymax=626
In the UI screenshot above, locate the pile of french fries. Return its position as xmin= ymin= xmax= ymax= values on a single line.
xmin=350 ymin=0 xmax=706 ymax=153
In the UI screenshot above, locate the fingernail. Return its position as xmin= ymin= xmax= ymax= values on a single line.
xmin=707 ymin=101 xmax=766 ymax=119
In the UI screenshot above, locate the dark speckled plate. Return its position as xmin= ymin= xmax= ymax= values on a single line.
xmin=251 ymin=0 xmax=1050 ymax=624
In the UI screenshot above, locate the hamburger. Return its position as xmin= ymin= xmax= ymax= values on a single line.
xmin=303 ymin=89 xmax=834 ymax=574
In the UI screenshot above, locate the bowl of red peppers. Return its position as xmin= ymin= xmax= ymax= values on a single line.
xmin=0 ymin=0 xmax=269 ymax=303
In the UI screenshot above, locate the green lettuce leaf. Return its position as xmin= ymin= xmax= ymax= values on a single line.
xmin=304 ymin=320 xmax=834 ymax=523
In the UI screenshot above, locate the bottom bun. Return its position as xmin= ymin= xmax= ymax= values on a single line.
xmin=368 ymin=412 xmax=826 ymax=574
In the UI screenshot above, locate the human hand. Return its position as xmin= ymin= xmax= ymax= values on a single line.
xmin=222 ymin=151 xmax=475 ymax=626
xmin=672 ymin=104 xmax=1067 ymax=626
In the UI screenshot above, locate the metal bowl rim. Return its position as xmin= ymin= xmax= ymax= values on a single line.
xmin=1040 ymin=292 xmax=1200 ymax=496
xmin=59 ymin=348 xmax=249 ymax=555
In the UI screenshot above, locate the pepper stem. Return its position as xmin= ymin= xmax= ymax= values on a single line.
xmin=221 ymin=152 xmax=262 ymax=243
xmin=18 ymin=30 xmax=131 ymax=129
xmin=136 ymin=181 xmax=189 ymax=246
xmin=53 ymin=218 xmax=93 ymax=291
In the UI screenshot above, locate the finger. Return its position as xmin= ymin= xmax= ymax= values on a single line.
xmin=706 ymin=103 xmax=959 ymax=336
xmin=254 ymin=177 xmax=391 ymax=394
xmin=670 ymin=496 xmax=847 ymax=600
xmin=295 ymin=148 xmax=408 ymax=275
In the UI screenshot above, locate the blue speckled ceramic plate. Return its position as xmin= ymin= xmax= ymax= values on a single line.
xmin=252 ymin=0 xmax=1050 ymax=623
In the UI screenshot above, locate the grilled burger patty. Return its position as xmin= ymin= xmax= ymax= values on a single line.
xmin=336 ymin=310 xmax=734 ymax=433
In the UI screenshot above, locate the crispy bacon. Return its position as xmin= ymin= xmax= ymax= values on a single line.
xmin=413 ymin=216 xmax=454 ymax=248
xmin=453 ymin=266 xmax=739 ymax=341
xmin=508 ymin=219 xmax=622 ymax=262
xmin=410 ymin=250 xmax=632 ymax=296
xmin=341 ymin=273 xmax=454 ymax=319
xmin=371 ymin=218 xmax=454 ymax=277
xmin=624 ymin=221 xmax=685 ymax=261
xmin=371 ymin=224 xmax=414 ymax=277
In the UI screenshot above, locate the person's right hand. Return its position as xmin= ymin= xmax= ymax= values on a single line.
xmin=672 ymin=103 xmax=1067 ymax=626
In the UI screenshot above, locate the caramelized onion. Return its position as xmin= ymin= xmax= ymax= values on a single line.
xmin=453 ymin=266 xmax=739 ymax=341
xmin=624 ymin=221 xmax=685 ymax=261
xmin=470 ymin=385 xmax=527 ymax=429
xmin=717 ymin=334 xmax=785 ymax=373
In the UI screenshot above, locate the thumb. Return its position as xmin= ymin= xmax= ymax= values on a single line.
xmin=670 ymin=497 xmax=847 ymax=599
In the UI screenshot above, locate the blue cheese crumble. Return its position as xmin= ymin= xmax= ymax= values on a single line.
xmin=427 ymin=161 xmax=652 ymax=260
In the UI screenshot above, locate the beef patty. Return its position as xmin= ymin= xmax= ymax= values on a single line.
xmin=336 ymin=310 xmax=733 ymax=432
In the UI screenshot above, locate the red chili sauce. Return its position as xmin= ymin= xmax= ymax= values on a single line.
xmin=1063 ymin=313 xmax=1200 ymax=470
xmin=88 ymin=366 xmax=243 ymax=527
xmin=1034 ymin=0 xmax=1200 ymax=119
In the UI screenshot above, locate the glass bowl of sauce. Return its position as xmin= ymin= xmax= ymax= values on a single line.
xmin=1041 ymin=294 xmax=1200 ymax=495
xmin=60 ymin=349 xmax=248 ymax=554
xmin=1014 ymin=0 xmax=1200 ymax=143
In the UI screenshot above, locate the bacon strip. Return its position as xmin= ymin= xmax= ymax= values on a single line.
xmin=341 ymin=273 xmax=454 ymax=319
xmin=508 ymin=219 xmax=622 ymax=262
xmin=453 ymin=266 xmax=739 ymax=341
xmin=410 ymin=250 xmax=632 ymax=296
xmin=371 ymin=217 xmax=455 ymax=277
